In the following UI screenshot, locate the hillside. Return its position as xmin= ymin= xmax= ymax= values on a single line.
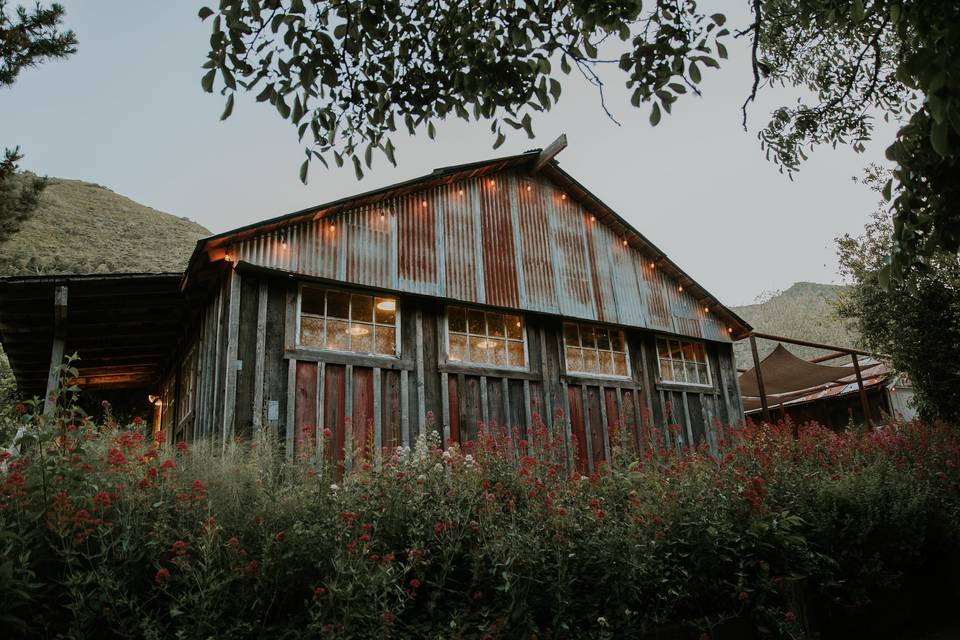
xmin=731 ymin=282 xmax=860 ymax=369
xmin=0 ymin=176 xmax=210 ymax=276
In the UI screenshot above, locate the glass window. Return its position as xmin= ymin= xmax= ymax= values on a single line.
xmin=298 ymin=286 xmax=399 ymax=356
xmin=447 ymin=305 xmax=526 ymax=369
xmin=656 ymin=336 xmax=711 ymax=386
xmin=563 ymin=322 xmax=630 ymax=378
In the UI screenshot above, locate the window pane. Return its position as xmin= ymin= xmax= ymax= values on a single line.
xmin=613 ymin=352 xmax=628 ymax=376
xmin=656 ymin=338 xmax=669 ymax=359
xmin=449 ymin=333 xmax=466 ymax=361
xmin=300 ymin=316 xmax=324 ymax=348
xmin=684 ymin=361 xmax=697 ymax=384
xmin=326 ymin=319 xmax=349 ymax=350
xmin=669 ymin=340 xmax=684 ymax=360
xmin=566 ymin=347 xmax=582 ymax=372
xmin=599 ymin=351 xmax=614 ymax=375
xmin=448 ymin=306 xmax=466 ymax=333
xmin=350 ymin=324 xmax=373 ymax=352
xmin=351 ymin=294 xmax=373 ymax=323
xmin=468 ymin=309 xmax=486 ymax=334
xmin=582 ymin=349 xmax=599 ymax=373
xmin=564 ymin=323 xmax=579 ymax=347
xmin=470 ymin=336 xmax=491 ymax=364
xmin=597 ymin=328 xmax=610 ymax=351
xmin=487 ymin=313 xmax=506 ymax=337
xmin=697 ymin=364 xmax=709 ymax=385
xmin=693 ymin=342 xmax=706 ymax=363
xmin=581 ymin=326 xmax=596 ymax=349
xmin=659 ymin=358 xmax=673 ymax=380
xmin=508 ymin=341 xmax=525 ymax=367
xmin=611 ymin=330 xmax=624 ymax=352
xmin=374 ymin=297 xmax=396 ymax=324
xmin=302 ymin=287 xmax=325 ymax=315
xmin=506 ymin=315 xmax=523 ymax=340
xmin=375 ymin=326 xmax=396 ymax=355
xmin=490 ymin=338 xmax=508 ymax=367
xmin=327 ymin=291 xmax=349 ymax=319
xmin=682 ymin=342 xmax=697 ymax=363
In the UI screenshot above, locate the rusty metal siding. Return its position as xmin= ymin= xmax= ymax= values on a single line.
xmin=515 ymin=177 xmax=558 ymax=313
xmin=479 ymin=175 xmax=520 ymax=308
xmin=397 ymin=191 xmax=438 ymax=295
xmin=231 ymin=169 xmax=732 ymax=343
xmin=440 ymin=178 xmax=481 ymax=303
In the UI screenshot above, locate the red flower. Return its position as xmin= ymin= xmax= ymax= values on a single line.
xmin=275 ymin=531 xmax=285 ymax=542
xmin=176 ymin=441 xmax=189 ymax=452
xmin=191 ymin=479 xmax=206 ymax=494
xmin=171 ymin=540 xmax=188 ymax=556
xmin=784 ymin=611 xmax=796 ymax=622
xmin=107 ymin=448 xmax=127 ymax=467
xmin=14 ymin=403 xmax=26 ymax=414
xmin=93 ymin=491 xmax=112 ymax=509
xmin=132 ymin=416 xmax=143 ymax=425
xmin=359 ymin=533 xmax=370 ymax=542
xmin=314 ymin=585 xmax=326 ymax=597
xmin=155 ymin=567 xmax=171 ymax=584
xmin=738 ymin=591 xmax=749 ymax=603
xmin=410 ymin=579 xmax=421 ymax=589
xmin=244 ymin=559 xmax=259 ymax=575
xmin=160 ymin=459 xmax=176 ymax=471
xmin=323 ymin=428 xmax=333 ymax=439
xmin=382 ymin=612 xmax=395 ymax=625
xmin=226 ymin=536 xmax=240 ymax=548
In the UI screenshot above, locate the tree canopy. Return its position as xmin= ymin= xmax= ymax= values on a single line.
xmin=200 ymin=0 xmax=959 ymax=277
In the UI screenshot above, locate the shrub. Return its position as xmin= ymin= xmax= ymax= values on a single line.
xmin=2 ymin=385 xmax=960 ymax=639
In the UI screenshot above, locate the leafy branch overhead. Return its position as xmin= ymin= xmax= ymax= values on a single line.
xmin=198 ymin=0 xmax=729 ymax=183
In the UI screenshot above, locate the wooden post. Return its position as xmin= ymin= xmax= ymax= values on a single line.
xmin=748 ymin=335 xmax=771 ymax=424
xmin=851 ymin=354 xmax=873 ymax=429
xmin=43 ymin=285 xmax=68 ymax=416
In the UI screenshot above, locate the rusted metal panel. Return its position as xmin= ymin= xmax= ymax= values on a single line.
xmin=479 ymin=175 xmax=521 ymax=308
xmin=439 ymin=179 xmax=480 ymax=302
xmin=230 ymin=168 xmax=735 ymax=343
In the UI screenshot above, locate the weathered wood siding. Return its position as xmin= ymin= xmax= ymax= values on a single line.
xmin=182 ymin=268 xmax=742 ymax=472
xmin=227 ymin=169 xmax=732 ymax=343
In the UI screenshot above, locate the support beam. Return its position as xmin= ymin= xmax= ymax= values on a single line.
xmin=749 ymin=332 xmax=876 ymax=357
xmin=748 ymin=334 xmax=771 ymax=424
xmin=43 ymin=285 xmax=68 ymax=415
xmin=531 ymin=134 xmax=567 ymax=173
xmin=851 ymin=354 xmax=873 ymax=429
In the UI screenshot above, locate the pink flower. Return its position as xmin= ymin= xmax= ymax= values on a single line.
xmin=155 ymin=567 xmax=171 ymax=584
xmin=244 ymin=559 xmax=259 ymax=575
xmin=410 ymin=579 xmax=421 ymax=589
xmin=160 ymin=459 xmax=176 ymax=471
xmin=171 ymin=540 xmax=188 ymax=556
xmin=92 ymin=491 xmax=112 ymax=509
xmin=382 ymin=612 xmax=395 ymax=624
xmin=226 ymin=536 xmax=240 ymax=548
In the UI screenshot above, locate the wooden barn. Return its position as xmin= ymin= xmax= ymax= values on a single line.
xmin=0 ymin=142 xmax=752 ymax=472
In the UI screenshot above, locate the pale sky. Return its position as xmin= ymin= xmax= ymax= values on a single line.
xmin=1 ymin=2 xmax=899 ymax=305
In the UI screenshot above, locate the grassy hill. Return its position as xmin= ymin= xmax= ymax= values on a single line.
xmin=0 ymin=176 xmax=209 ymax=276
xmin=731 ymin=282 xmax=860 ymax=369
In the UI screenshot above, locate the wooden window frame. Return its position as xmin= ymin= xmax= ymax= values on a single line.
xmin=561 ymin=321 xmax=633 ymax=380
xmin=295 ymin=283 xmax=402 ymax=359
xmin=655 ymin=335 xmax=713 ymax=388
xmin=442 ymin=304 xmax=529 ymax=372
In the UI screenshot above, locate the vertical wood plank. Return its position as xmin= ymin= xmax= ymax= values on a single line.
xmin=581 ymin=385 xmax=594 ymax=472
xmin=222 ymin=268 xmax=242 ymax=447
xmin=317 ymin=362 xmax=325 ymax=466
xmin=252 ymin=280 xmax=268 ymax=434
xmin=400 ymin=369 xmax=410 ymax=447
xmin=598 ymin=385 xmax=610 ymax=462
xmin=373 ymin=367 xmax=382 ymax=458
xmin=345 ymin=364 xmax=353 ymax=471
xmin=285 ymin=357 xmax=296 ymax=459
xmin=523 ymin=380 xmax=533 ymax=434
xmin=440 ymin=371 xmax=450 ymax=444
xmin=502 ymin=377 xmax=511 ymax=433
xmin=414 ymin=309 xmax=426 ymax=431
xmin=682 ymin=391 xmax=694 ymax=448
xmin=480 ymin=375 xmax=489 ymax=428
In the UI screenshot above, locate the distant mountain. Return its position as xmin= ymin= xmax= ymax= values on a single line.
xmin=0 ymin=177 xmax=209 ymax=276
xmin=731 ymin=282 xmax=860 ymax=369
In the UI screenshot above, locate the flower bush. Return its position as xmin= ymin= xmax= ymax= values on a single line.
xmin=2 ymin=383 xmax=960 ymax=638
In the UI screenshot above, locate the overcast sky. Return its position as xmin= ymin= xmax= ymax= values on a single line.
xmin=2 ymin=2 xmax=899 ymax=305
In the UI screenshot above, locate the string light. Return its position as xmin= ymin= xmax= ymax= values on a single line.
xmin=458 ymin=189 xmax=465 ymax=196
xmin=526 ymin=184 xmax=532 ymax=191
xmin=703 ymin=307 xmax=709 ymax=314
xmin=561 ymin=193 xmax=567 ymax=200
xmin=421 ymin=200 xmax=427 ymax=207
xmin=622 ymin=239 xmax=628 ymax=246
xmin=678 ymin=285 xmax=683 ymax=292
xmin=590 ymin=215 xmax=596 ymax=222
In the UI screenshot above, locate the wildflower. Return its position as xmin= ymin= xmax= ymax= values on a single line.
xmin=93 ymin=491 xmax=112 ymax=509
xmin=107 ymin=448 xmax=127 ymax=467
xmin=155 ymin=567 xmax=171 ymax=584
xmin=275 ymin=531 xmax=285 ymax=542
xmin=226 ymin=537 xmax=240 ymax=548
xmin=738 ymin=591 xmax=749 ymax=603
xmin=244 ymin=559 xmax=259 ymax=575
xmin=160 ymin=459 xmax=176 ymax=471
xmin=132 ymin=416 xmax=143 ymax=425
xmin=171 ymin=540 xmax=188 ymax=556
xmin=410 ymin=579 xmax=421 ymax=589
xmin=359 ymin=533 xmax=370 ymax=542
xmin=784 ymin=611 xmax=796 ymax=622
xmin=410 ymin=548 xmax=424 ymax=558
xmin=314 ymin=585 xmax=326 ymax=597
xmin=191 ymin=479 xmax=206 ymax=495
xmin=176 ymin=441 xmax=189 ymax=452
xmin=330 ymin=483 xmax=340 ymax=492
xmin=14 ymin=403 xmax=26 ymax=414
xmin=382 ymin=612 xmax=395 ymax=625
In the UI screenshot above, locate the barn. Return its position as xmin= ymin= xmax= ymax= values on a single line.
xmin=0 ymin=142 xmax=752 ymax=472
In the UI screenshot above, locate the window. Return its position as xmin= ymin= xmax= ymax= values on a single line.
xmin=447 ymin=306 xmax=526 ymax=369
xmin=656 ymin=337 xmax=711 ymax=386
xmin=299 ymin=286 xmax=399 ymax=356
xmin=563 ymin=322 xmax=630 ymax=377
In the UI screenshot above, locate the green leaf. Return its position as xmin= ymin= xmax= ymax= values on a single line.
xmin=689 ymin=63 xmax=701 ymax=84
xmin=198 ymin=7 xmax=214 ymax=20
xmin=493 ymin=131 xmax=506 ymax=149
xmin=882 ymin=179 xmax=892 ymax=202
xmin=384 ymin=139 xmax=396 ymax=165
xmin=220 ymin=94 xmax=234 ymax=120
xmin=852 ymin=0 xmax=866 ymax=22
xmin=352 ymin=155 xmax=363 ymax=180
xmin=560 ymin=56 xmax=571 ymax=74
xmin=930 ymin=119 xmax=949 ymax=157
xmin=201 ymin=69 xmax=216 ymax=93
xmin=710 ymin=13 xmax=726 ymax=26
xmin=649 ymin=102 xmax=661 ymax=126
xmin=427 ymin=121 xmax=436 ymax=139
xmin=299 ymin=159 xmax=309 ymax=184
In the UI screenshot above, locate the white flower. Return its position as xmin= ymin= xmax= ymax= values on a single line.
xmin=329 ymin=483 xmax=340 ymax=492
xmin=417 ymin=474 xmax=426 ymax=483
xmin=433 ymin=463 xmax=443 ymax=473
xmin=464 ymin=454 xmax=474 ymax=463
xmin=580 ymin=475 xmax=589 ymax=482
xmin=442 ymin=450 xmax=452 ymax=460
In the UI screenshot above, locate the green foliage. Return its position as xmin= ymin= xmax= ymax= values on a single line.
xmin=0 ymin=0 xmax=76 ymax=88
xmin=198 ymin=0 xmax=729 ymax=182
xmin=0 ymin=148 xmax=45 ymax=244
xmin=0 ymin=177 xmax=210 ymax=277
xmin=3 ymin=375 xmax=960 ymax=638
xmin=731 ymin=282 xmax=859 ymax=369
xmin=836 ymin=166 xmax=960 ymax=421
